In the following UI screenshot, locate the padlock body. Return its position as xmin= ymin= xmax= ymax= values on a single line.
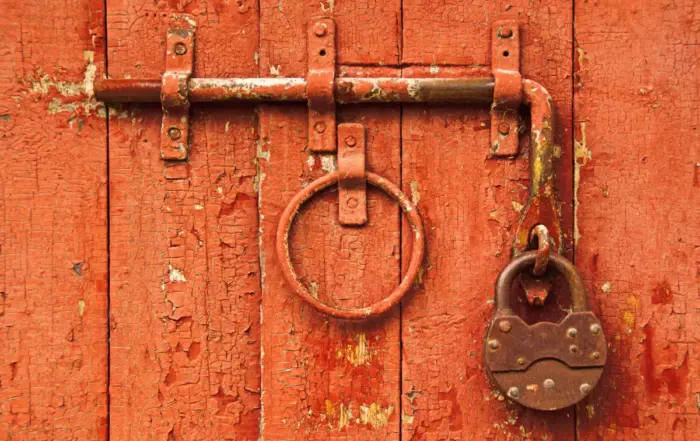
xmin=484 ymin=312 xmax=606 ymax=410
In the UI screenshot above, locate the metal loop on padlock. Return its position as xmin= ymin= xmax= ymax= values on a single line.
xmin=528 ymin=224 xmax=551 ymax=276
xmin=495 ymin=251 xmax=588 ymax=315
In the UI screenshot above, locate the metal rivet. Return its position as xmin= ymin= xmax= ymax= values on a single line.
xmin=543 ymin=379 xmax=555 ymax=390
xmin=498 ymin=122 xmax=510 ymax=135
xmin=580 ymin=383 xmax=592 ymax=395
xmin=174 ymin=42 xmax=187 ymax=56
xmin=591 ymin=351 xmax=601 ymax=360
xmin=313 ymin=23 xmax=327 ymax=37
xmin=567 ymin=327 xmax=578 ymax=338
xmin=499 ymin=27 xmax=513 ymax=39
xmin=487 ymin=340 xmax=500 ymax=350
xmin=314 ymin=122 xmax=326 ymax=133
xmin=498 ymin=320 xmax=512 ymax=333
xmin=168 ymin=127 xmax=182 ymax=140
xmin=590 ymin=323 xmax=601 ymax=334
xmin=346 ymin=198 xmax=359 ymax=209
xmin=517 ymin=357 xmax=526 ymax=366
xmin=345 ymin=135 xmax=357 ymax=147
xmin=569 ymin=344 xmax=579 ymax=353
xmin=507 ymin=387 xmax=520 ymax=399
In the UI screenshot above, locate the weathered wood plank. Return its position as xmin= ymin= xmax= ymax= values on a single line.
xmin=574 ymin=1 xmax=700 ymax=439
xmin=106 ymin=2 xmax=261 ymax=440
xmin=258 ymin=3 xmax=402 ymax=436
xmin=0 ymin=1 xmax=108 ymax=440
xmin=258 ymin=66 xmax=402 ymax=440
xmin=400 ymin=2 xmax=576 ymax=440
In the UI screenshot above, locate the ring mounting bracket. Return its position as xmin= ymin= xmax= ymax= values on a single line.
xmin=337 ymin=123 xmax=367 ymax=225
xmin=160 ymin=16 xmax=196 ymax=161
xmin=490 ymin=19 xmax=522 ymax=158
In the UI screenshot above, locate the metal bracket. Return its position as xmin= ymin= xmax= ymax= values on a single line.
xmin=307 ymin=18 xmax=336 ymax=153
xmin=160 ymin=17 xmax=196 ymax=161
xmin=490 ymin=20 xmax=522 ymax=157
xmin=337 ymin=123 xmax=367 ymax=225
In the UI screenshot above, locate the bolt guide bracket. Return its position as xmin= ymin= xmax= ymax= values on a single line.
xmin=95 ymin=16 xmax=602 ymax=410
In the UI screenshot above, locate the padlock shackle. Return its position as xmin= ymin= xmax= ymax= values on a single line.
xmin=495 ymin=251 xmax=588 ymax=314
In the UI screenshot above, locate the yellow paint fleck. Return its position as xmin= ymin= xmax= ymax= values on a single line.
xmin=338 ymin=334 xmax=373 ymax=367
xmin=511 ymin=201 xmax=524 ymax=213
xmin=78 ymin=299 xmax=86 ymax=317
xmin=622 ymin=311 xmax=635 ymax=329
xmin=359 ymin=402 xmax=394 ymax=428
xmin=409 ymin=180 xmax=421 ymax=205
xmin=601 ymin=282 xmax=611 ymax=293
xmin=574 ymin=122 xmax=592 ymax=245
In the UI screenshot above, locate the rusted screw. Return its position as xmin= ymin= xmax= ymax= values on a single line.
xmin=590 ymin=323 xmax=601 ymax=334
xmin=487 ymin=340 xmax=500 ymax=350
xmin=517 ymin=357 xmax=526 ymax=366
xmin=498 ymin=122 xmax=510 ymax=135
xmin=174 ymin=42 xmax=187 ymax=56
xmin=498 ymin=321 xmax=512 ymax=333
xmin=580 ymin=383 xmax=592 ymax=395
xmin=345 ymin=135 xmax=357 ymax=147
xmin=591 ymin=351 xmax=601 ymax=360
xmin=567 ymin=327 xmax=578 ymax=338
xmin=313 ymin=23 xmax=327 ymax=37
xmin=168 ymin=127 xmax=182 ymax=140
xmin=499 ymin=27 xmax=513 ymax=39
xmin=543 ymin=379 xmax=555 ymax=390
xmin=507 ymin=387 xmax=520 ymax=399
xmin=569 ymin=344 xmax=579 ymax=353
xmin=314 ymin=121 xmax=326 ymax=133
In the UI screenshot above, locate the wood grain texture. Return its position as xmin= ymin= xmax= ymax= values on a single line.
xmin=574 ymin=1 xmax=699 ymax=439
xmin=258 ymin=65 xmax=402 ymax=440
xmin=400 ymin=2 xmax=575 ymax=440
xmin=106 ymin=2 xmax=261 ymax=440
xmin=0 ymin=1 xmax=108 ymax=440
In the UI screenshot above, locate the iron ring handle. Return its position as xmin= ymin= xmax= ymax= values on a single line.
xmin=495 ymin=251 xmax=588 ymax=315
xmin=276 ymin=171 xmax=425 ymax=320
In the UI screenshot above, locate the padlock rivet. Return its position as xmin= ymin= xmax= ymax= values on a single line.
xmin=580 ymin=383 xmax=592 ymax=395
xmin=174 ymin=42 xmax=188 ymax=56
xmin=314 ymin=122 xmax=326 ymax=133
xmin=498 ymin=122 xmax=510 ymax=135
xmin=498 ymin=321 xmax=512 ymax=333
xmin=567 ymin=327 xmax=578 ymax=338
xmin=543 ymin=379 xmax=555 ymax=390
xmin=590 ymin=324 xmax=601 ymax=334
xmin=168 ymin=127 xmax=182 ymax=140
xmin=569 ymin=344 xmax=579 ymax=353
xmin=345 ymin=135 xmax=357 ymax=147
xmin=591 ymin=351 xmax=601 ymax=360
xmin=507 ymin=387 xmax=520 ymax=399
xmin=517 ymin=357 xmax=526 ymax=366
xmin=346 ymin=197 xmax=359 ymax=209
xmin=487 ymin=339 xmax=500 ymax=350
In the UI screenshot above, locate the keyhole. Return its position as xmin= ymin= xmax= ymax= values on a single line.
xmin=503 ymin=50 xmax=510 ymax=57
xmin=319 ymin=49 xmax=327 ymax=57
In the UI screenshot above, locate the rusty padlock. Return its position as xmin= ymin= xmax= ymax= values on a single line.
xmin=484 ymin=251 xmax=607 ymax=410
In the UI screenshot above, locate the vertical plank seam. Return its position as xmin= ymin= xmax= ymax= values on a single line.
xmin=571 ymin=0 xmax=579 ymax=438
xmin=255 ymin=0 xmax=264 ymax=439
xmin=102 ymin=0 xmax=111 ymax=440
xmin=398 ymin=2 xmax=404 ymax=440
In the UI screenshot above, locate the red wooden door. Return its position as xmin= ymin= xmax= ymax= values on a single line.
xmin=0 ymin=1 xmax=698 ymax=441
